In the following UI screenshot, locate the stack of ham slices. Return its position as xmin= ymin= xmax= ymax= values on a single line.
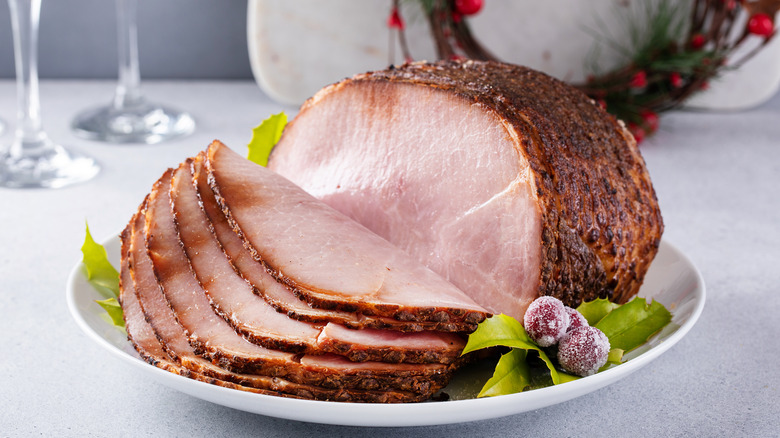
xmin=120 ymin=60 xmax=663 ymax=403
xmin=120 ymin=141 xmax=489 ymax=403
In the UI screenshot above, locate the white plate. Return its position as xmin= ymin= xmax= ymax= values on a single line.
xmin=67 ymin=237 xmax=705 ymax=427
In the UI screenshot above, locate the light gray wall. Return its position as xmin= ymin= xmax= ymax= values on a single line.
xmin=0 ymin=0 xmax=253 ymax=79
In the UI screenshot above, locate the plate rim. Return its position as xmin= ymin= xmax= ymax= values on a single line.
xmin=66 ymin=236 xmax=705 ymax=427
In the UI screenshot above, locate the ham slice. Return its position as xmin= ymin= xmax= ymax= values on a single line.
xmin=142 ymin=169 xmax=454 ymax=394
xmin=170 ymin=157 xmax=466 ymax=364
xmin=205 ymin=140 xmax=488 ymax=329
xmin=268 ymin=60 xmax=663 ymax=321
xmin=122 ymin=211 xmax=428 ymax=402
xmin=194 ymin=152 xmax=450 ymax=333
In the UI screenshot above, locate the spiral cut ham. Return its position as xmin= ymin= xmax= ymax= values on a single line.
xmin=120 ymin=143 xmax=489 ymax=402
xmin=119 ymin=60 xmax=662 ymax=403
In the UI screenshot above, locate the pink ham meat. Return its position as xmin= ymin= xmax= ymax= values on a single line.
xmin=205 ymin=140 xmax=488 ymax=329
xmin=269 ymin=60 xmax=664 ymax=321
xmin=194 ymin=153 xmax=453 ymax=333
xmin=123 ymin=209 xmax=429 ymax=402
xmin=170 ymin=157 xmax=466 ymax=364
xmin=142 ymin=168 xmax=454 ymax=396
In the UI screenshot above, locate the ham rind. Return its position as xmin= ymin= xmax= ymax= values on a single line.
xmin=143 ymin=169 xmax=454 ymax=394
xmin=171 ymin=158 xmax=465 ymax=364
xmin=205 ymin=140 xmax=488 ymax=329
xmin=269 ymin=60 xmax=663 ymax=321
xmin=123 ymin=211 xmax=426 ymax=402
xmin=194 ymin=152 xmax=449 ymax=333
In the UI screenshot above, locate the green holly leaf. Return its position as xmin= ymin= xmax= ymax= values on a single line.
xmin=478 ymin=349 xmax=531 ymax=397
xmin=96 ymin=297 xmax=125 ymax=328
xmin=463 ymin=314 xmax=569 ymax=391
xmin=577 ymin=298 xmax=620 ymax=326
xmin=595 ymin=298 xmax=672 ymax=352
xmin=462 ymin=314 xmax=536 ymax=354
xmin=81 ymin=222 xmax=119 ymax=299
xmin=247 ymin=112 xmax=287 ymax=166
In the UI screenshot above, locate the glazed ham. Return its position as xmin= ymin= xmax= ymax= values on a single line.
xmin=118 ymin=60 xmax=663 ymax=403
xmin=269 ymin=60 xmax=663 ymax=321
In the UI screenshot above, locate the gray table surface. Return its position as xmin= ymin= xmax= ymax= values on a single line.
xmin=1 ymin=80 xmax=778 ymax=437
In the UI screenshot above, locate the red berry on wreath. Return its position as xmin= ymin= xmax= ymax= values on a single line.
xmin=690 ymin=33 xmax=706 ymax=49
xmin=387 ymin=8 xmax=404 ymax=30
xmin=629 ymin=70 xmax=647 ymax=89
xmin=640 ymin=110 xmax=659 ymax=133
xmin=748 ymin=13 xmax=774 ymax=37
xmin=455 ymin=0 xmax=484 ymax=16
xmin=669 ymin=72 xmax=683 ymax=88
xmin=451 ymin=11 xmax=463 ymax=23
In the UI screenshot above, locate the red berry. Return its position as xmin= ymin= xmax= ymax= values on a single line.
xmin=597 ymin=99 xmax=607 ymax=110
xmin=748 ymin=13 xmax=774 ymax=37
xmin=565 ymin=307 xmax=589 ymax=332
xmin=387 ymin=8 xmax=404 ymax=30
xmin=557 ymin=326 xmax=611 ymax=377
xmin=627 ymin=122 xmax=645 ymax=144
xmin=640 ymin=110 xmax=659 ymax=133
xmin=690 ymin=33 xmax=706 ymax=50
xmin=629 ymin=71 xmax=647 ymax=89
xmin=523 ymin=296 xmax=570 ymax=347
xmin=451 ymin=11 xmax=463 ymax=23
xmin=669 ymin=72 xmax=683 ymax=88
xmin=454 ymin=0 xmax=483 ymax=16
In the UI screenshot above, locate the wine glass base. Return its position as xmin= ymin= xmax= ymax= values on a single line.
xmin=0 ymin=142 xmax=100 ymax=189
xmin=72 ymin=102 xmax=195 ymax=144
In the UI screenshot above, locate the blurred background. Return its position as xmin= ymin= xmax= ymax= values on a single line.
xmin=0 ymin=0 xmax=253 ymax=79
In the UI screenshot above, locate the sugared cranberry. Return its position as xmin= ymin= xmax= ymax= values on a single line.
xmin=557 ymin=326 xmax=610 ymax=377
xmin=565 ymin=306 xmax=589 ymax=332
xmin=523 ymin=296 xmax=570 ymax=347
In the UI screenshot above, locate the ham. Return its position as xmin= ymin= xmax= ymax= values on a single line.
xmin=122 ymin=211 xmax=429 ymax=402
xmin=206 ymin=140 xmax=489 ymax=328
xmin=170 ymin=156 xmax=466 ymax=364
xmin=268 ymin=60 xmax=663 ymax=321
xmin=194 ymin=152 xmax=452 ymax=333
xmin=142 ymin=168 xmax=454 ymax=395
xmin=118 ymin=60 xmax=663 ymax=403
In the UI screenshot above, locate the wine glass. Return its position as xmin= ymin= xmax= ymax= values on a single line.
xmin=0 ymin=0 xmax=100 ymax=189
xmin=71 ymin=0 xmax=195 ymax=144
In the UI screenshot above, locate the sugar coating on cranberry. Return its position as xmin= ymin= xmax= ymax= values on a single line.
xmin=557 ymin=326 xmax=610 ymax=377
xmin=565 ymin=306 xmax=589 ymax=332
xmin=523 ymin=296 xmax=570 ymax=347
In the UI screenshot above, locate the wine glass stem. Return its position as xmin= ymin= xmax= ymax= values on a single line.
xmin=8 ymin=0 xmax=48 ymax=155
xmin=114 ymin=0 xmax=144 ymax=110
